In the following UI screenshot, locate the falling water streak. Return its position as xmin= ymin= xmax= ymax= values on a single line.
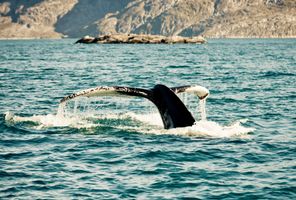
xmin=57 ymin=92 xmax=208 ymax=125
xmin=199 ymin=98 xmax=207 ymax=121
xmin=57 ymin=102 xmax=66 ymax=117
xmin=184 ymin=93 xmax=188 ymax=107
xmin=73 ymin=100 xmax=78 ymax=115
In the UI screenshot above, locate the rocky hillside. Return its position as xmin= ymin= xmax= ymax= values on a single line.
xmin=0 ymin=0 xmax=295 ymax=38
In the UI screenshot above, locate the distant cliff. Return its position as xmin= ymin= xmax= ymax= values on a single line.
xmin=0 ymin=0 xmax=295 ymax=38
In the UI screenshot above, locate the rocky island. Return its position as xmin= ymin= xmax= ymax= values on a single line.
xmin=75 ymin=34 xmax=207 ymax=44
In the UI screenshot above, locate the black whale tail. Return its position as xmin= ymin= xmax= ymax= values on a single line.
xmin=60 ymin=84 xmax=209 ymax=129
xmin=150 ymin=84 xmax=195 ymax=129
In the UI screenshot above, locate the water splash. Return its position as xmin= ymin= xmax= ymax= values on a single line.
xmin=4 ymin=104 xmax=96 ymax=130
xmin=4 ymin=95 xmax=254 ymax=137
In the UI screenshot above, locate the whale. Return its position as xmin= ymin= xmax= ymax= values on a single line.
xmin=60 ymin=84 xmax=209 ymax=129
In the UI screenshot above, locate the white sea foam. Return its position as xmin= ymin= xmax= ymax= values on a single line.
xmin=130 ymin=116 xmax=254 ymax=138
xmin=126 ymin=112 xmax=163 ymax=127
xmin=4 ymin=95 xmax=255 ymax=137
xmin=4 ymin=111 xmax=254 ymax=137
xmin=4 ymin=111 xmax=95 ymax=129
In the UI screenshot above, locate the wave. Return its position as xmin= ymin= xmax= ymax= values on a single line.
xmin=260 ymin=71 xmax=295 ymax=78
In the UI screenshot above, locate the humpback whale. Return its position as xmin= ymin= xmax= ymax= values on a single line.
xmin=60 ymin=84 xmax=209 ymax=129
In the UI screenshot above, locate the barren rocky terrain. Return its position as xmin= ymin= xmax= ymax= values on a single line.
xmin=0 ymin=0 xmax=295 ymax=38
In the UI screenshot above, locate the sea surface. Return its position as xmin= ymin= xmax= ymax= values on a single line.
xmin=0 ymin=39 xmax=295 ymax=199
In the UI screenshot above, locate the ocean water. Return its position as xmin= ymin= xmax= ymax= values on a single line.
xmin=0 ymin=39 xmax=295 ymax=199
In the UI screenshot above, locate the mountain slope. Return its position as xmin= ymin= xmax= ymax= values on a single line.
xmin=0 ymin=0 xmax=295 ymax=38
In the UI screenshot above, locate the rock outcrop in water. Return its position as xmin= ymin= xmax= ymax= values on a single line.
xmin=75 ymin=34 xmax=207 ymax=44
xmin=0 ymin=0 xmax=295 ymax=39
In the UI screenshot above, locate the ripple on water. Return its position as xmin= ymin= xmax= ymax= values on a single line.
xmin=0 ymin=39 xmax=296 ymax=199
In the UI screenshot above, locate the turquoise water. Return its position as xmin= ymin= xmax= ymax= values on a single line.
xmin=0 ymin=39 xmax=295 ymax=199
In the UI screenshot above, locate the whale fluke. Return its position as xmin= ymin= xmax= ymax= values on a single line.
xmin=150 ymin=84 xmax=195 ymax=129
xmin=60 ymin=84 xmax=209 ymax=129
xmin=60 ymin=86 xmax=152 ymax=103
